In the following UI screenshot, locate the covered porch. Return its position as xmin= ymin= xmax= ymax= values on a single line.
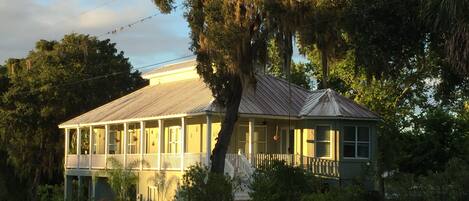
xmin=64 ymin=114 xmax=342 ymax=178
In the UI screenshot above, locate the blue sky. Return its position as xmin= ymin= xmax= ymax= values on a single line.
xmin=0 ymin=0 xmax=305 ymax=71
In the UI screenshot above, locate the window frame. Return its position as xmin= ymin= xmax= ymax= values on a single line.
xmin=168 ymin=126 xmax=180 ymax=153
xmin=238 ymin=124 xmax=268 ymax=154
xmin=343 ymin=125 xmax=370 ymax=159
xmin=314 ymin=124 xmax=333 ymax=159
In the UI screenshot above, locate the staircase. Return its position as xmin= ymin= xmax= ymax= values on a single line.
xmin=225 ymin=154 xmax=254 ymax=201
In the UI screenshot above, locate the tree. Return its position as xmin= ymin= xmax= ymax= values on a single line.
xmin=297 ymin=1 xmax=346 ymax=89
xmin=154 ymin=0 xmax=269 ymax=174
xmin=104 ymin=157 xmax=140 ymax=201
xmin=421 ymin=0 xmax=469 ymax=76
xmin=0 ymin=34 xmax=146 ymax=200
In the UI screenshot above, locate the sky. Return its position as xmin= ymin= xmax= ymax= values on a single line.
xmin=0 ymin=0 xmax=194 ymax=69
xmin=0 ymin=0 xmax=305 ymax=71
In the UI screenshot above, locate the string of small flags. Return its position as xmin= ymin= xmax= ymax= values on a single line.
xmin=98 ymin=13 xmax=159 ymax=37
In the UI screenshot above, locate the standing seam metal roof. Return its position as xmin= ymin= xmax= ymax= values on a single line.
xmin=60 ymin=65 xmax=380 ymax=127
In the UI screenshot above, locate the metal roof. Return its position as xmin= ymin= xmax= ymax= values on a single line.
xmin=60 ymin=78 xmax=213 ymax=126
xmin=143 ymin=60 xmax=197 ymax=77
xmin=60 ymin=69 xmax=380 ymax=127
xmin=300 ymin=89 xmax=380 ymax=120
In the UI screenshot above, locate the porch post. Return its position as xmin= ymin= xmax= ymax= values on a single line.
xmin=158 ymin=119 xmax=164 ymax=170
xmin=300 ymin=129 xmax=304 ymax=167
xmin=77 ymin=127 xmax=81 ymax=168
xmin=140 ymin=121 xmax=145 ymax=170
xmin=64 ymin=128 xmax=69 ymax=168
xmin=180 ymin=117 xmax=186 ymax=172
xmin=123 ymin=123 xmax=128 ymax=169
xmin=89 ymin=126 xmax=93 ymax=170
xmin=91 ymin=176 xmax=96 ymax=201
xmin=248 ymin=118 xmax=255 ymax=163
xmin=104 ymin=124 xmax=109 ymax=169
xmin=206 ymin=114 xmax=212 ymax=165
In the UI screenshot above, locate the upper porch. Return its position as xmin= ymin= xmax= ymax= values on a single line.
xmin=63 ymin=114 xmax=376 ymax=178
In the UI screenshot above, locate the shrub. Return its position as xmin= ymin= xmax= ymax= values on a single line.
xmin=385 ymin=158 xmax=469 ymax=201
xmin=104 ymin=157 xmax=139 ymax=201
xmin=174 ymin=164 xmax=237 ymax=201
xmin=36 ymin=184 xmax=63 ymax=201
xmin=249 ymin=160 xmax=322 ymax=201
xmin=301 ymin=184 xmax=374 ymax=201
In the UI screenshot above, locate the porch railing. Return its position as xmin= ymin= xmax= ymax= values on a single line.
xmin=66 ymin=155 xmax=78 ymax=168
xmin=252 ymin=154 xmax=296 ymax=168
xmin=68 ymin=153 xmax=339 ymax=178
xmin=91 ymin=154 xmax=106 ymax=169
xmin=304 ymin=156 xmax=339 ymax=177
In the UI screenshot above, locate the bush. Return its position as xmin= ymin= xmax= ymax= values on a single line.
xmin=301 ymin=184 xmax=381 ymax=201
xmin=249 ymin=160 xmax=322 ymax=201
xmin=174 ymin=164 xmax=237 ymax=201
xmin=36 ymin=184 xmax=63 ymax=201
xmin=385 ymin=158 xmax=469 ymax=201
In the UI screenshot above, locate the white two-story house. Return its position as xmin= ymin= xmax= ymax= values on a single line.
xmin=59 ymin=59 xmax=380 ymax=201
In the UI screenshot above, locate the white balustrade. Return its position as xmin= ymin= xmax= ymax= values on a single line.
xmin=66 ymin=155 xmax=78 ymax=168
xmin=91 ymin=154 xmax=106 ymax=169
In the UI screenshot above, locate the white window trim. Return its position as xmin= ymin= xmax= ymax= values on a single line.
xmin=239 ymin=125 xmax=267 ymax=154
xmin=314 ymin=125 xmax=333 ymax=159
xmin=343 ymin=126 xmax=370 ymax=159
xmin=168 ymin=126 xmax=180 ymax=153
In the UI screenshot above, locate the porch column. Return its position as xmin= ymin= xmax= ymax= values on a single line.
xmin=91 ymin=176 xmax=96 ymax=201
xmin=158 ymin=119 xmax=164 ymax=170
xmin=248 ymin=118 xmax=255 ymax=163
xmin=89 ymin=126 xmax=93 ymax=170
xmin=206 ymin=114 xmax=212 ymax=165
xmin=300 ymin=129 xmax=304 ymax=167
xmin=104 ymin=124 xmax=109 ymax=169
xmin=180 ymin=117 xmax=186 ymax=172
xmin=64 ymin=128 xmax=69 ymax=168
xmin=123 ymin=123 xmax=128 ymax=169
xmin=77 ymin=127 xmax=81 ymax=168
xmin=77 ymin=176 xmax=82 ymax=201
xmin=64 ymin=175 xmax=72 ymax=201
xmin=140 ymin=121 xmax=145 ymax=170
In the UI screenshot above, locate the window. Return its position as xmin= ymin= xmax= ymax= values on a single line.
xmin=315 ymin=126 xmax=331 ymax=158
xmin=127 ymin=124 xmax=140 ymax=154
xmin=168 ymin=126 xmax=180 ymax=153
xmin=238 ymin=125 xmax=267 ymax=154
xmin=344 ymin=126 xmax=370 ymax=158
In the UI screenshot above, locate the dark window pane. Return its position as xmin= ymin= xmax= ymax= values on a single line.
xmin=316 ymin=126 xmax=330 ymax=141
xmin=344 ymin=143 xmax=355 ymax=157
xmin=358 ymin=127 xmax=370 ymax=142
xmin=357 ymin=143 xmax=369 ymax=158
xmin=316 ymin=142 xmax=331 ymax=157
xmin=344 ymin=126 xmax=356 ymax=141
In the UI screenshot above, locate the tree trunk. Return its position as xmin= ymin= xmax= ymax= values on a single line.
xmin=210 ymin=76 xmax=243 ymax=174
xmin=321 ymin=49 xmax=329 ymax=89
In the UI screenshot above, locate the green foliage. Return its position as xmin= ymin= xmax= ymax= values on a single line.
xmin=266 ymin=40 xmax=313 ymax=89
xmin=0 ymin=33 xmax=146 ymax=199
xmin=386 ymin=158 xmax=469 ymax=201
xmin=174 ymin=164 xmax=236 ymax=201
xmin=36 ymin=184 xmax=63 ymax=201
xmin=302 ymin=185 xmax=372 ymax=201
xmin=400 ymin=107 xmax=469 ymax=174
xmin=249 ymin=160 xmax=322 ymax=201
xmin=104 ymin=157 xmax=139 ymax=201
